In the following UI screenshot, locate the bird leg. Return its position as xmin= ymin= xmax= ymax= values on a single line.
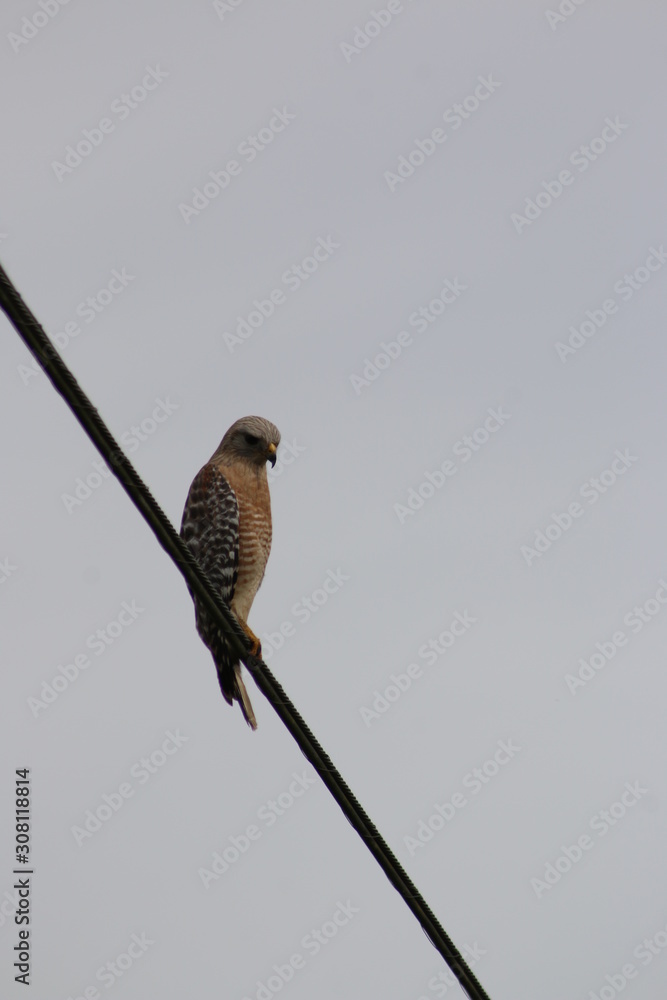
xmin=238 ymin=618 xmax=262 ymax=657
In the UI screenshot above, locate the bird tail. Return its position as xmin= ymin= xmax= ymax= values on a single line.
xmin=233 ymin=663 xmax=257 ymax=730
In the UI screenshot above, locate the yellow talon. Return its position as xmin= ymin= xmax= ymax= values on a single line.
xmin=240 ymin=620 xmax=262 ymax=657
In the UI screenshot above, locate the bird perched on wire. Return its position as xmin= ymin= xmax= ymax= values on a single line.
xmin=180 ymin=415 xmax=281 ymax=730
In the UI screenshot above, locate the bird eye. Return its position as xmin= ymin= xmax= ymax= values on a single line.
xmin=244 ymin=433 xmax=260 ymax=446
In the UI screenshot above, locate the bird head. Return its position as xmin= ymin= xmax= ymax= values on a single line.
xmin=215 ymin=416 xmax=281 ymax=467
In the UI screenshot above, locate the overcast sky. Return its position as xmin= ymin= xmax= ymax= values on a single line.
xmin=2 ymin=2 xmax=667 ymax=998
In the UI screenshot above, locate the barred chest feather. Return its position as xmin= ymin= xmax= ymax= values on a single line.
xmin=219 ymin=460 xmax=272 ymax=621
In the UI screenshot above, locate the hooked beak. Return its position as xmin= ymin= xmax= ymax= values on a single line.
xmin=267 ymin=442 xmax=277 ymax=467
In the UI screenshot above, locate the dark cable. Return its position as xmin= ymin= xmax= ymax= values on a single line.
xmin=0 ymin=260 xmax=493 ymax=1000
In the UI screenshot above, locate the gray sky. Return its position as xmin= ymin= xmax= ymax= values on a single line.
xmin=2 ymin=2 xmax=667 ymax=998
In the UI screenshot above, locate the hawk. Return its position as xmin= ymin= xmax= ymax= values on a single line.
xmin=180 ymin=415 xmax=281 ymax=729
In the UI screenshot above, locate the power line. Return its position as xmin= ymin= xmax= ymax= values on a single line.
xmin=0 ymin=260 xmax=494 ymax=1000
